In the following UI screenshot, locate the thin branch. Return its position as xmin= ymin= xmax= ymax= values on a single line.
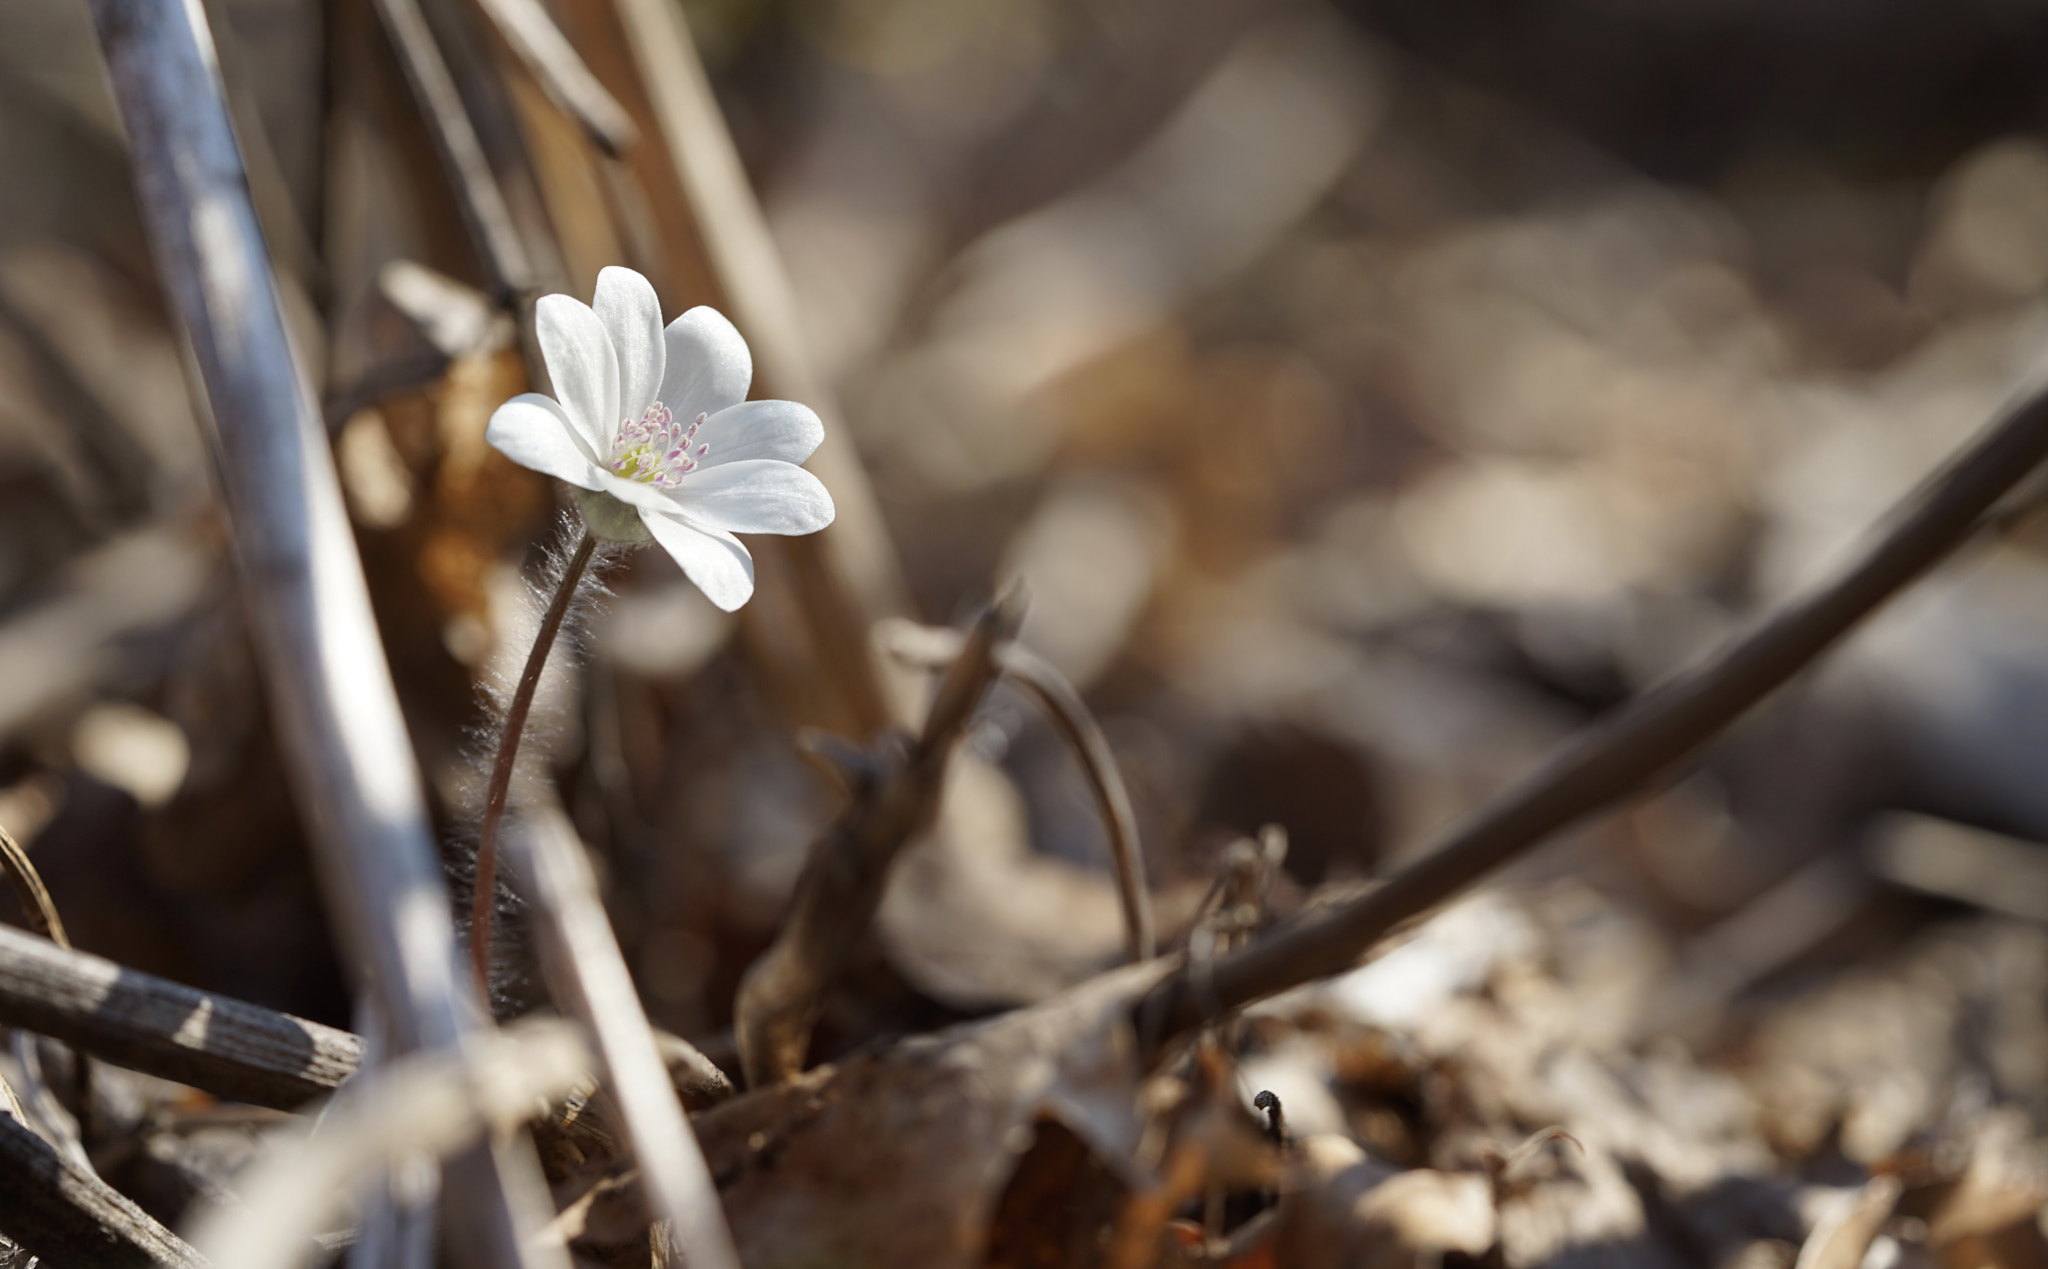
xmin=473 ymin=529 xmax=598 ymax=998
xmin=467 ymin=0 xmax=638 ymax=156
xmin=735 ymin=592 xmax=1025 ymax=1087
xmin=0 ymin=922 xmax=360 ymax=1110
xmin=0 ymin=825 xmax=67 ymax=947
xmin=506 ymin=803 xmax=740 ymax=1269
xmin=368 ymin=0 xmax=536 ymax=302
xmin=1135 ymin=384 xmax=2048 ymax=1046
xmin=84 ymin=1 xmax=559 ymax=1263
xmin=188 ymin=1019 xmax=593 ymax=1269
xmin=879 ymin=618 xmax=1156 ymax=962
xmin=0 ymin=1110 xmax=202 ymax=1269
xmin=0 ymin=822 xmax=94 ymax=1169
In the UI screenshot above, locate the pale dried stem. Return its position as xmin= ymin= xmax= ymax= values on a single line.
xmin=189 ymin=1020 xmax=594 ymax=1269
xmin=507 ymin=804 xmax=741 ymax=1269
xmin=472 ymin=529 xmax=597 ymax=999
xmin=467 ymin=0 xmax=638 ymax=156
xmin=368 ymin=0 xmax=534 ymax=300
xmin=1136 ymin=384 xmax=2048 ymax=1047
xmin=85 ymin=0 xmax=559 ymax=1262
xmin=879 ymin=619 xmax=1157 ymax=962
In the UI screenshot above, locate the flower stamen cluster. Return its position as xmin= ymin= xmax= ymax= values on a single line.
xmin=609 ymin=404 xmax=711 ymax=488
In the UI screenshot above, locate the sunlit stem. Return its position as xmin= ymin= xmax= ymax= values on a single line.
xmin=470 ymin=529 xmax=598 ymax=1001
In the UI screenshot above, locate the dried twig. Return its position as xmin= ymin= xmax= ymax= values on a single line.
xmin=506 ymin=804 xmax=740 ymax=1269
xmin=188 ymin=1019 xmax=593 ymax=1269
xmin=0 ymin=822 xmax=94 ymax=1169
xmin=1135 ymin=384 xmax=2048 ymax=1047
xmin=0 ymin=826 xmax=66 ymax=947
xmin=0 ymin=1109 xmax=202 ymax=1269
xmin=879 ymin=617 xmax=1157 ymax=963
xmin=735 ymin=593 xmax=1025 ymax=1087
xmin=0 ymin=922 xmax=360 ymax=1110
xmin=367 ymin=0 xmax=535 ymax=301
xmin=85 ymin=1 xmax=560 ymax=1262
xmin=467 ymin=0 xmax=637 ymax=156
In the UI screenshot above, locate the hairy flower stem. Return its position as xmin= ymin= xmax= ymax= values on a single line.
xmin=471 ymin=529 xmax=598 ymax=1001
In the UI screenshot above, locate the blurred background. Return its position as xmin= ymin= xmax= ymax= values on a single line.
xmin=10 ymin=0 xmax=2048 ymax=1252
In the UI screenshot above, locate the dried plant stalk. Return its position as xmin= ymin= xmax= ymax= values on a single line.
xmin=1136 ymin=384 xmax=2048 ymax=1047
xmin=0 ymin=1109 xmax=201 ymax=1268
xmin=189 ymin=1020 xmax=593 ymax=1269
xmin=507 ymin=804 xmax=740 ymax=1269
xmin=0 ymin=922 xmax=361 ymax=1109
xmin=465 ymin=0 xmax=637 ymax=155
xmin=84 ymin=0 xmax=560 ymax=1262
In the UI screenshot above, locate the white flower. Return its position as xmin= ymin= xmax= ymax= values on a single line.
xmin=485 ymin=266 xmax=835 ymax=611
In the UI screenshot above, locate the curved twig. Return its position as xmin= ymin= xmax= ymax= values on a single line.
xmin=879 ymin=618 xmax=1157 ymax=962
xmin=0 ymin=821 xmax=94 ymax=1170
xmin=1135 ymin=383 xmax=2048 ymax=1048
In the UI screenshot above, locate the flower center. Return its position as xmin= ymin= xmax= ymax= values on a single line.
xmin=608 ymin=402 xmax=711 ymax=488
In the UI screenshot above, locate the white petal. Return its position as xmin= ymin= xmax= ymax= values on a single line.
xmin=486 ymin=395 xmax=603 ymax=489
xmin=536 ymin=294 xmax=619 ymax=455
xmin=592 ymin=267 xmax=665 ymax=424
xmin=693 ymin=400 xmax=824 ymax=468
xmin=659 ymin=306 xmax=751 ymax=422
xmin=670 ymin=459 xmax=835 ymax=535
xmin=643 ymin=513 xmax=755 ymax=611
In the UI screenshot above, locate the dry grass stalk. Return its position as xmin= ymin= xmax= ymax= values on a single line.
xmin=188 ymin=1019 xmax=593 ymax=1269
xmin=464 ymin=0 xmax=638 ymax=157
xmin=506 ymin=802 xmax=741 ymax=1269
xmin=83 ymin=0 xmax=560 ymax=1262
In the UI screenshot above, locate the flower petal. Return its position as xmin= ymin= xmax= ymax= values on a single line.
xmin=670 ymin=459 xmax=836 ymax=535
xmin=536 ymin=293 xmax=619 ymax=455
xmin=642 ymin=513 xmax=755 ymax=611
xmin=693 ymin=399 xmax=825 ymax=468
xmin=592 ymin=266 xmax=665 ymax=424
xmin=659 ymin=306 xmax=751 ymax=422
xmin=486 ymin=395 xmax=604 ymax=489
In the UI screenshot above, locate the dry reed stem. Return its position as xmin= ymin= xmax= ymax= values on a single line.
xmin=189 ymin=1019 xmax=594 ymax=1269
xmin=85 ymin=0 xmax=562 ymax=1262
xmin=467 ymin=0 xmax=638 ymax=155
xmin=507 ymin=804 xmax=741 ymax=1269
